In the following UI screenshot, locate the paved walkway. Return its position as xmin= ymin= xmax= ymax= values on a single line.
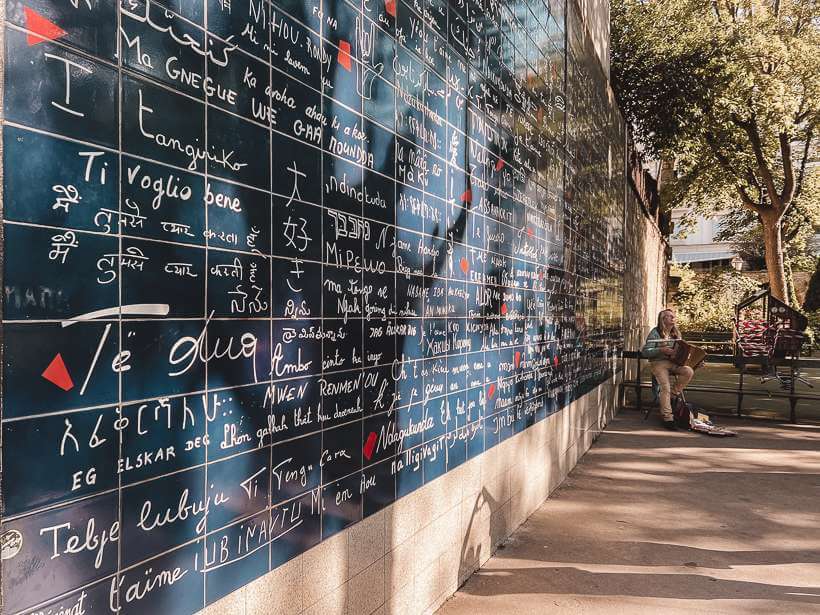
xmin=438 ymin=411 xmax=820 ymax=615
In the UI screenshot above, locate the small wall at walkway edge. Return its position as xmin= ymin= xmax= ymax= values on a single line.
xmin=623 ymin=188 xmax=670 ymax=378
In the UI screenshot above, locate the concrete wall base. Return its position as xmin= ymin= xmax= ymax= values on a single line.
xmin=197 ymin=376 xmax=621 ymax=615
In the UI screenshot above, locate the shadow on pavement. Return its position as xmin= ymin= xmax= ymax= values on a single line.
xmin=441 ymin=410 xmax=820 ymax=614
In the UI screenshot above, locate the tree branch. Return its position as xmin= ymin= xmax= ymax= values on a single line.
xmin=703 ymin=131 xmax=762 ymax=213
xmin=737 ymin=185 xmax=761 ymax=211
xmin=779 ymin=132 xmax=795 ymax=205
xmin=722 ymin=0 xmax=738 ymax=22
xmin=783 ymin=221 xmax=802 ymax=244
xmin=782 ymin=205 xmax=808 ymax=244
xmin=711 ymin=0 xmax=723 ymax=22
xmin=705 ymin=131 xmax=737 ymax=176
xmin=794 ymin=95 xmax=808 ymax=124
xmin=740 ymin=167 xmax=764 ymax=205
xmin=732 ymin=113 xmax=780 ymax=209
xmin=745 ymin=166 xmax=761 ymax=190
xmin=793 ymin=5 xmax=806 ymax=36
xmin=794 ymin=127 xmax=813 ymax=200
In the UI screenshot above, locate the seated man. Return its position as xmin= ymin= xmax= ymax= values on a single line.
xmin=641 ymin=309 xmax=694 ymax=429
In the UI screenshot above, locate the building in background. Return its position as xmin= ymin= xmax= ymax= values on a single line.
xmin=669 ymin=207 xmax=820 ymax=273
xmin=669 ymin=209 xmax=741 ymax=272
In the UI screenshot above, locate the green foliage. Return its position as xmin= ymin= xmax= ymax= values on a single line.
xmin=612 ymin=0 xmax=820 ymax=301
xmin=612 ymin=0 xmax=820 ymax=170
xmin=671 ymin=264 xmax=762 ymax=331
xmin=804 ymin=308 xmax=820 ymax=350
xmin=715 ymin=200 xmax=820 ymax=271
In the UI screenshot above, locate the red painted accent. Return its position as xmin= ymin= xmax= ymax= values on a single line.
xmin=385 ymin=0 xmax=397 ymax=17
xmin=515 ymin=351 xmax=521 ymax=368
xmin=24 ymin=7 xmax=67 ymax=46
xmin=459 ymin=257 xmax=469 ymax=274
xmin=487 ymin=383 xmax=496 ymax=399
xmin=460 ymin=189 xmax=472 ymax=204
xmin=500 ymin=303 xmax=508 ymax=316
xmin=338 ymin=40 xmax=352 ymax=71
xmin=42 ymin=353 xmax=74 ymax=391
xmin=494 ymin=158 xmax=505 ymax=172
xmin=554 ymin=356 xmax=559 ymax=367
xmin=363 ymin=431 xmax=377 ymax=460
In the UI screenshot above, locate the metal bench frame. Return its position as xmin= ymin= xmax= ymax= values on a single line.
xmin=619 ymin=351 xmax=820 ymax=424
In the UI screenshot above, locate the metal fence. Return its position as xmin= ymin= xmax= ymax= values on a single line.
xmin=620 ymin=350 xmax=820 ymax=424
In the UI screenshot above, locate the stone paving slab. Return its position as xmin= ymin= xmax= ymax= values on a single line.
xmin=437 ymin=411 xmax=820 ymax=615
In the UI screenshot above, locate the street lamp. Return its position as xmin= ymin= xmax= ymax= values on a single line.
xmin=731 ymin=255 xmax=744 ymax=271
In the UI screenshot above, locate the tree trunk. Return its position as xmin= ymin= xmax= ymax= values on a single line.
xmin=785 ymin=259 xmax=799 ymax=307
xmin=762 ymin=217 xmax=788 ymax=302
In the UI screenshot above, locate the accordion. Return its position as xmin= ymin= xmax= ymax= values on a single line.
xmin=670 ymin=340 xmax=707 ymax=368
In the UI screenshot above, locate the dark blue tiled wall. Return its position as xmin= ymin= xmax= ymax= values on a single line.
xmin=0 ymin=0 xmax=625 ymax=612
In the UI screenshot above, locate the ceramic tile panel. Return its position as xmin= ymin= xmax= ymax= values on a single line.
xmin=0 ymin=0 xmax=625 ymax=612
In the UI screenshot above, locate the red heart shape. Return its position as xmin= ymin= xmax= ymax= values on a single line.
xmin=487 ymin=383 xmax=496 ymax=399
xmin=459 ymin=257 xmax=469 ymax=274
xmin=500 ymin=303 xmax=508 ymax=316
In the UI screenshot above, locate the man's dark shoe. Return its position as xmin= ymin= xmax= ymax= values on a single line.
xmin=662 ymin=420 xmax=677 ymax=431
